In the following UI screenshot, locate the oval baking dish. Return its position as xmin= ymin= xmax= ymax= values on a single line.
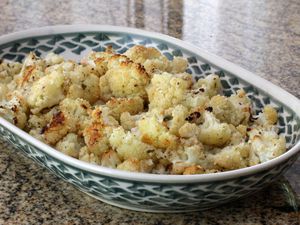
xmin=0 ymin=25 xmax=299 ymax=212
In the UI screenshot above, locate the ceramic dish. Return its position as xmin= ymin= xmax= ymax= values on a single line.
xmin=0 ymin=25 xmax=299 ymax=213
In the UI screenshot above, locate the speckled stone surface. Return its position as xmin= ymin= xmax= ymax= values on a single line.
xmin=0 ymin=0 xmax=300 ymax=224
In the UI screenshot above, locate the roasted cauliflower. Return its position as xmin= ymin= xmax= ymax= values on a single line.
xmin=0 ymin=45 xmax=287 ymax=175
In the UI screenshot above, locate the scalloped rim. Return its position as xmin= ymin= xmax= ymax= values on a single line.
xmin=0 ymin=25 xmax=299 ymax=184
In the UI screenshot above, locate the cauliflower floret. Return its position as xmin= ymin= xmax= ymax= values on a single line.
xmin=124 ymin=45 xmax=188 ymax=75
xmin=89 ymin=105 xmax=119 ymax=127
xmin=59 ymin=98 xmax=91 ymax=132
xmin=255 ymin=105 xmax=278 ymax=126
xmin=162 ymin=142 xmax=204 ymax=174
xmin=193 ymin=74 xmax=222 ymax=98
xmin=101 ymin=149 xmax=121 ymax=168
xmin=78 ymin=146 xmax=101 ymax=164
xmin=184 ymin=145 xmax=205 ymax=164
xmin=178 ymin=122 xmax=201 ymax=138
xmin=248 ymin=127 xmax=286 ymax=165
xmin=99 ymin=74 xmax=112 ymax=101
xmin=117 ymin=158 xmax=154 ymax=173
xmin=120 ymin=112 xmax=142 ymax=130
xmin=170 ymin=57 xmax=188 ymax=74
xmin=27 ymin=106 xmax=59 ymax=130
xmin=183 ymin=165 xmax=205 ymax=175
xmin=147 ymin=72 xmax=192 ymax=110
xmin=183 ymin=90 xmax=209 ymax=110
xmin=109 ymin=127 xmax=151 ymax=160
xmin=0 ymin=60 xmax=22 ymax=84
xmin=163 ymin=105 xmax=189 ymax=135
xmin=228 ymin=89 xmax=251 ymax=125
xmin=209 ymin=95 xmax=241 ymax=126
xmin=38 ymin=98 xmax=91 ymax=145
xmin=44 ymin=52 xmax=64 ymax=66
xmin=99 ymin=55 xmax=150 ymax=101
xmin=81 ymin=48 xmax=114 ymax=76
xmin=137 ymin=111 xmax=178 ymax=149
xmin=82 ymin=105 xmax=118 ymax=157
xmin=228 ymin=124 xmax=248 ymax=145
xmin=198 ymin=112 xmax=231 ymax=147
xmin=40 ymin=111 xmax=69 ymax=145
xmin=124 ymin=45 xmax=170 ymax=74
xmin=15 ymin=52 xmax=45 ymax=89
xmin=212 ymin=143 xmax=250 ymax=170
xmin=55 ymin=133 xmax=84 ymax=158
xmin=65 ymin=64 xmax=100 ymax=104
xmin=0 ymin=94 xmax=28 ymax=129
xmin=27 ymin=70 xmax=64 ymax=114
xmin=106 ymin=96 xmax=144 ymax=120
xmin=45 ymin=60 xmax=75 ymax=75
xmin=83 ymin=122 xmax=112 ymax=157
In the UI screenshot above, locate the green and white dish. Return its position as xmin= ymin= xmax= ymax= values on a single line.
xmin=0 ymin=25 xmax=299 ymax=213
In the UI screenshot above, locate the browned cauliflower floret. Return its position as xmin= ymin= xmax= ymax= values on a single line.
xmin=99 ymin=55 xmax=150 ymax=101
xmin=64 ymin=64 xmax=100 ymax=104
xmin=15 ymin=52 xmax=46 ymax=89
xmin=83 ymin=122 xmax=112 ymax=157
xmin=183 ymin=165 xmax=205 ymax=175
xmin=59 ymin=98 xmax=91 ymax=132
xmin=137 ymin=111 xmax=178 ymax=149
xmin=27 ymin=106 xmax=59 ymax=130
xmin=109 ymin=127 xmax=151 ymax=160
xmin=38 ymin=98 xmax=91 ymax=145
xmin=55 ymin=133 xmax=84 ymax=158
xmin=101 ymin=149 xmax=121 ymax=169
xmin=255 ymin=105 xmax=278 ymax=126
xmin=147 ymin=72 xmax=192 ymax=110
xmin=40 ymin=111 xmax=69 ymax=145
xmin=0 ymin=93 xmax=28 ymax=129
xmin=248 ymin=126 xmax=286 ymax=165
xmin=117 ymin=158 xmax=154 ymax=173
xmin=124 ymin=45 xmax=187 ymax=75
xmin=124 ymin=45 xmax=170 ymax=74
xmin=27 ymin=70 xmax=64 ymax=114
xmin=106 ymin=96 xmax=144 ymax=120
xmin=82 ymin=106 xmax=118 ymax=157
xmin=89 ymin=105 xmax=119 ymax=127
xmin=198 ymin=112 xmax=231 ymax=147
xmin=212 ymin=143 xmax=250 ymax=170
xmin=193 ymin=74 xmax=222 ymax=98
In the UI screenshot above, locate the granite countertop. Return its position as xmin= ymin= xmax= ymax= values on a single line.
xmin=0 ymin=0 xmax=300 ymax=224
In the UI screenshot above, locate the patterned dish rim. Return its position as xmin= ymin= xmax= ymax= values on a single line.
xmin=0 ymin=25 xmax=299 ymax=184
